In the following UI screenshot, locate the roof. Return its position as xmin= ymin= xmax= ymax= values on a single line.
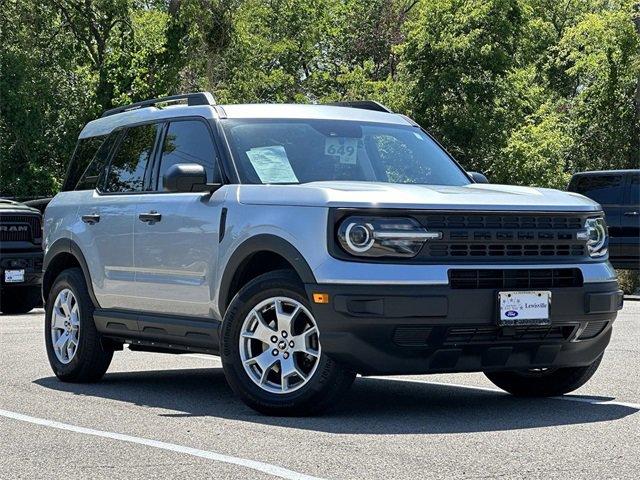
xmin=79 ymin=102 xmax=412 ymax=139
xmin=571 ymin=169 xmax=639 ymax=176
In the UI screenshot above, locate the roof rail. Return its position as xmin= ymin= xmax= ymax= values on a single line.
xmin=101 ymin=92 xmax=216 ymax=118
xmin=326 ymin=100 xmax=393 ymax=113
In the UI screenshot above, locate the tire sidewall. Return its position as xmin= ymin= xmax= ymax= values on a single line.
xmin=221 ymin=272 xmax=342 ymax=412
xmin=44 ymin=269 xmax=96 ymax=377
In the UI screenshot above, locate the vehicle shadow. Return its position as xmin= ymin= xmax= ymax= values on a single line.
xmin=34 ymin=367 xmax=638 ymax=435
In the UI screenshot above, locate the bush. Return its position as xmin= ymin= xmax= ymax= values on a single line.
xmin=617 ymin=269 xmax=640 ymax=295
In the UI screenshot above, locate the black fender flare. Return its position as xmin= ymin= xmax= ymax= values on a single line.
xmin=217 ymin=234 xmax=316 ymax=315
xmin=43 ymin=238 xmax=100 ymax=307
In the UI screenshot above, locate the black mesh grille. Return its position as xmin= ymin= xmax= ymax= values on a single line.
xmin=445 ymin=325 xmax=574 ymax=344
xmin=449 ymin=268 xmax=583 ymax=289
xmin=577 ymin=321 xmax=608 ymax=340
xmin=0 ymin=214 xmax=41 ymax=243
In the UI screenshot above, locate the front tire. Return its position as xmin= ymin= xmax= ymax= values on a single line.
xmin=221 ymin=270 xmax=355 ymax=416
xmin=44 ymin=268 xmax=113 ymax=382
xmin=485 ymin=355 xmax=604 ymax=397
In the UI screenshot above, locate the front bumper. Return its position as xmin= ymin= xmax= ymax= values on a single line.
xmin=305 ymin=281 xmax=623 ymax=375
xmin=0 ymin=250 xmax=44 ymax=289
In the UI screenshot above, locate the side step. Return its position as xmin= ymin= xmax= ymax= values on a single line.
xmin=93 ymin=309 xmax=221 ymax=354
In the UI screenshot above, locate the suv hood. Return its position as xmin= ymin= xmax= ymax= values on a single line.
xmin=236 ymin=181 xmax=601 ymax=212
xmin=0 ymin=198 xmax=41 ymax=214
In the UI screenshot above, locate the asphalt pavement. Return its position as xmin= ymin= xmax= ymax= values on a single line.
xmin=1 ymin=303 xmax=638 ymax=479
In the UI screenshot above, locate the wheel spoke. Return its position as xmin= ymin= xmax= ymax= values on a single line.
xmin=69 ymin=304 xmax=80 ymax=327
xmin=52 ymin=310 xmax=66 ymax=329
xmin=60 ymin=291 xmax=72 ymax=317
xmin=241 ymin=310 xmax=275 ymax=344
xmin=244 ymin=349 xmax=278 ymax=383
xmin=291 ymin=327 xmax=319 ymax=358
xmin=274 ymin=300 xmax=299 ymax=334
xmin=55 ymin=332 xmax=69 ymax=351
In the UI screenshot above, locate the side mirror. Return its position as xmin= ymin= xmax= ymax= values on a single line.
xmin=163 ymin=163 xmax=216 ymax=192
xmin=468 ymin=171 xmax=489 ymax=184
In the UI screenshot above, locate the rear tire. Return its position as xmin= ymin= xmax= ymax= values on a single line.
xmin=485 ymin=355 xmax=604 ymax=397
xmin=0 ymin=286 xmax=41 ymax=314
xmin=44 ymin=268 xmax=113 ymax=382
xmin=221 ymin=270 xmax=355 ymax=416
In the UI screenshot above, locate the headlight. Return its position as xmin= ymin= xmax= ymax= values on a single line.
xmin=337 ymin=216 xmax=441 ymax=258
xmin=578 ymin=217 xmax=608 ymax=258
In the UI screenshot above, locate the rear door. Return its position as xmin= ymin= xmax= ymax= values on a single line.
xmin=76 ymin=123 xmax=160 ymax=310
xmin=619 ymin=172 xmax=640 ymax=264
xmin=132 ymin=118 xmax=225 ymax=318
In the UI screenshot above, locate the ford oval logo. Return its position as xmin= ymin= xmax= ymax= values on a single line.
xmin=505 ymin=310 xmax=518 ymax=318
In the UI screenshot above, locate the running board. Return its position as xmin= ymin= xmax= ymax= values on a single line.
xmin=93 ymin=309 xmax=221 ymax=354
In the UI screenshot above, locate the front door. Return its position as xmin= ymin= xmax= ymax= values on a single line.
xmin=132 ymin=119 xmax=225 ymax=318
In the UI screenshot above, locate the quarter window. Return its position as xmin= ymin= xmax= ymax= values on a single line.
xmin=158 ymin=120 xmax=220 ymax=190
xmin=64 ymin=135 xmax=107 ymax=191
xmin=75 ymin=132 xmax=119 ymax=191
xmin=103 ymin=124 xmax=159 ymax=193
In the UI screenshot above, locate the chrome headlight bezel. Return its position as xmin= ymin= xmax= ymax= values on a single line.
xmin=336 ymin=215 xmax=441 ymax=258
xmin=579 ymin=217 xmax=608 ymax=258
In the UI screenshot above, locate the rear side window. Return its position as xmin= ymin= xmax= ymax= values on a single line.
xmin=63 ymin=135 xmax=107 ymax=191
xmin=573 ymin=175 xmax=623 ymax=205
xmin=157 ymin=120 xmax=220 ymax=190
xmin=627 ymin=173 xmax=639 ymax=206
xmin=103 ymin=123 xmax=159 ymax=193
xmin=75 ymin=132 xmax=119 ymax=191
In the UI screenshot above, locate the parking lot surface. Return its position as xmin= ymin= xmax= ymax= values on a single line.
xmin=1 ymin=303 xmax=638 ymax=479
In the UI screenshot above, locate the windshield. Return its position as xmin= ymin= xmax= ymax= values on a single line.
xmin=222 ymin=119 xmax=470 ymax=186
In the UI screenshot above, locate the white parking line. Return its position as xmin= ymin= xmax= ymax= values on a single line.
xmin=0 ymin=409 xmax=326 ymax=480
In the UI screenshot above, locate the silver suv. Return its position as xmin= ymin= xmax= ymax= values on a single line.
xmin=43 ymin=92 xmax=623 ymax=415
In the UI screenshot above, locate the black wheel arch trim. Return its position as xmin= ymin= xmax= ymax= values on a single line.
xmin=43 ymin=237 xmax=100 ymax=308
xmin=218 ymin=234 xmax=316 ymax=315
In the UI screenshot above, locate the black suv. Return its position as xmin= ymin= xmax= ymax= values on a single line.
xmin=0 ymin=199 xmax=44 ymax=314
xmin=568 ymin=170 xmax=639 ymax=270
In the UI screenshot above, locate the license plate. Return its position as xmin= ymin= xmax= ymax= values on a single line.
xmin=498 ymin=291 xmax=551 ymax=325
xmin=4 ymin=269 xmax=25 ymax=283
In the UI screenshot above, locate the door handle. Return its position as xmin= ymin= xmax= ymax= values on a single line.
xmin=138 ymin=211 xmax=162 ymax=223
xmin=624 ymin=211 xmax=639 ymax=216
xmin=81 ymin=214 xmax=100 ymax=225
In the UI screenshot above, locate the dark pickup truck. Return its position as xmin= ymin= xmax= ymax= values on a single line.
xmin=0 ymin=199 xmax=44 ymax=313
xmin=568 ymin=170 xmax=639 ymax=270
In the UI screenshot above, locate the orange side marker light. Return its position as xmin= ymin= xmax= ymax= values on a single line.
xmin=313 ymin=293 xmax=330 ymax=304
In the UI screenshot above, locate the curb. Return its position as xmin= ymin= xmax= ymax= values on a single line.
xmin=624 ymin=295 xmax=640 ymax=302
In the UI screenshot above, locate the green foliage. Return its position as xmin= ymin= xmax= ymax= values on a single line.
xmin=1 ymin=0 xmax=638 ymax=197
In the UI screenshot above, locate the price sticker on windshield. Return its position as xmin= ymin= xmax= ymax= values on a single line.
xmin=325 ymin=138 xmax=358 ymax=165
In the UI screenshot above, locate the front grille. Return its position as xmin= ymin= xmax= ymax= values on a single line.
xmin=417 ymin=212 xmax=589 ymax=263
xmin=445 ymin=325 xmax=574 ymax=344
xmin=449 ymin=268 xmax=583 ymax=289
xmin=0 ymin=214 xmax=41 ymax=243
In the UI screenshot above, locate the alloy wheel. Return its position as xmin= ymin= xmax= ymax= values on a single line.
xmin=51 ymin=288 xmax=80 ymax=364
xmin=239 ymin=296 xmax=321 ymax=394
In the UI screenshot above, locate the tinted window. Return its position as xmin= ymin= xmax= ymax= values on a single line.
xmin=75 ymin=132 xmax=119 ymax=191
xmin=574 ymin=175 xmax=623 ymax=205
xmin=158 ymin=120 xmax=220 ymax=190
xmin=104 ymin=124 xmax=158 ymax=193
xmin=63 ymin=135 xmax=107 ymax=191
xmin=627 ymin=173 xmax=640 ymax=206
xmin=222 ymin=119 xmax=469 ymax=186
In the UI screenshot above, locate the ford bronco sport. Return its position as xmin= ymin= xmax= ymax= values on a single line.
xmin=43 ymin=92 xmax=623 ymax=415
